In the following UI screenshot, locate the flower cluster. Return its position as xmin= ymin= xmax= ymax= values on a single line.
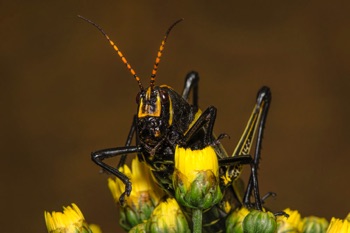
xmin=44 ymin=150 xmax=350 ymax=233
xmin=44 ymin=203 xmax=350 ymax=233
xmin=224 ymin=207 xmax=350 ymax=233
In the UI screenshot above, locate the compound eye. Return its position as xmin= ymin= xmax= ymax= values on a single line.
xmin=159 ymin=90 xmax=169 ymax=104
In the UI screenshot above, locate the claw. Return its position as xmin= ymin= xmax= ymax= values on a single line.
xmin=218 ymin=133 xmax=230 ymax=140
xmin=211 ymin=133 xmax=230 ymax=146
xmin=118 ymin=181 xmax=132 ymax=206
xmin=261 ymin=192 xmax=277 ymax=203
xmin=119 ymin=192 xmax=127 ymax=206
xmin=274 ymin=211 xmax=289 ymax=218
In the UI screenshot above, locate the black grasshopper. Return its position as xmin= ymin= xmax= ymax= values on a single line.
xmin=79 ymin=16 xmax=272 ymax=231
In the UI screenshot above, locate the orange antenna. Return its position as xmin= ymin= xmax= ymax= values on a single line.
xmin=149 ymin=18 xmax=184 ymax=89
xmin=78 ymin=15 xmax=144 ymax=91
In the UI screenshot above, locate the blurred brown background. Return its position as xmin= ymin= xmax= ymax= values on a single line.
xmin=1 ymin=1 xmax=350 ymax=232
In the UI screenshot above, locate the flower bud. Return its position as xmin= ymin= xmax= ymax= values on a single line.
xmin=145 ymin=198 xmax=190 ymax=233
xmin=173 ymin=145 xmax=222 ymax=209
xmin=301 ymin=216 xmax=328 ymax=233
xmin=243 ymin=210 xmax=277 ymax=233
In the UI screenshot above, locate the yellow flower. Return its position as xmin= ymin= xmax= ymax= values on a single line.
xmin=44 ymin=203 xmax=99 ymax=233
xmin=146 ymin=197 xmax=190 ymax=233
xmin=108 ymin=158 xmax=165 ymax=231
xmin=109 ymin=158 xmax=164 ymax=206
xmin=276 ymin=208 xmax=302 ymax=233
xmin=326 ymin=217 xmax=350 ymax=233
xmin=173 ymin=145 xmax=222 ymax=209
xmin=174 ymin=145 xmax=219 ymax=187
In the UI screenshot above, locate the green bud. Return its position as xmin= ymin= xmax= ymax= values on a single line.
xmin=301 ymin=216 xmax=328 ymax=233
xmin=243 ymin=210 xmax=277 ymax=233
xmin=119 ymin=201 xmax=157 ymax=231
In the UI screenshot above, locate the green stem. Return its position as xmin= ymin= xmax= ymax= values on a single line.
xmin=192 ymin=208 xmax=202 ymax=233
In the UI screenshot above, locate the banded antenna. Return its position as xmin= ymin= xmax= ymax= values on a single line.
xmin=78 ymin=15 xmax=183 ymax=91
xmin=149 ymin=18 xmax=184 ymax=89
xmin=78 ymin=15 xmax=144 ymax=91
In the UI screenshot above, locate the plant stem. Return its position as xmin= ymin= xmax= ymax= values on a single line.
xmin=192 ymin=208 xmax=202 ymax=233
